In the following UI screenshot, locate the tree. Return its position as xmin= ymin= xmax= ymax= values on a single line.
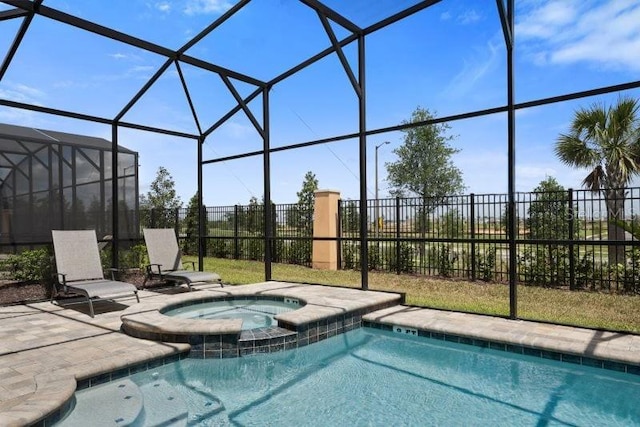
xmin=555 ymin=97 xmax=640 ymax=265
xmin=440 ymin=208 xmax=465 ymax=238
xmin=527 ymin=177 xmax=573 ymax=286
xmin=286 ymin=171 xmax=318 ymax=236
xmin=341 ymin=199 xmax=360 ymax=234
xmin=182 ymin=192 xmax=200 ymax=255
xmin=139 ymin=166 xmax=182 ymax=228
xmin=527 ymin=177 xmax=571 ymax=241
xmin=386 ymin=107 xmax=465 ymax=263
xmin=386 ymin=107 xmax=465 ymax=207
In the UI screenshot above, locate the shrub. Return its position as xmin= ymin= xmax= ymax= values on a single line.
xmin=427 ymin=244 xmax=456 ymax=277
xmin=342 ymin=242 xmax=357 ymax=270
xmin=244 ymin=238 xmax=264 ymax=261
xmin=367 ymin=243 xmax=382 ymax=270
xmin=1 ymin=248 xmax=54 ymax=283
xmin=210 ymin=239 xmax=229 ymax=259
xmin=474 ymin=245 xmax=496 ymax=282
xmin=271 ymin=239 xmax=285 ymax=263
xmin=121 ymin=244 xmax=148 ymax=269
xmin=288 ymin=240 xmax=311 ymax=265
xmin=386 ymin=242 xmax=415 ymax=273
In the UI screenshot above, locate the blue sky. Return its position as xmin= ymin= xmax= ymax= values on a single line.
xmin=0 ymin=0 xmax=639 ymax=206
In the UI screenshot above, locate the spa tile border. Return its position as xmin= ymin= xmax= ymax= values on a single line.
xmin=188 ymin=299 xmax=398 ymax=358
xmin=363 ymin=320 xmax=640 ymax=376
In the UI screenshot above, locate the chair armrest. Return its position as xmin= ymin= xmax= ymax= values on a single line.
xmin=146 ymin=264 xmax=164 ymax=279
xmin=106 ymin=268 xmax=120 ymax=281
xmin=56 ymin=273 xmax=68 ymax=293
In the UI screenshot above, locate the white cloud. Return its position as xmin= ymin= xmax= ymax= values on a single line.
xmin=439 ymin=8 xmax=481 ymax=25
xmin=458 ymin=9 xmax=481 ymax=25
xmin=0 ymin=82 xmax=46 ymax=104
xmin=444 ymin=40 xmax=500 ymax=98
xmin=516 ymin=0 xmax=640 ymax=71
xmin=109 ymin=53 xmax=128 ymax=60
xmin=156 ymin=2 xmax=171 ymax=12
xmin=184 ymin=0 xmax=232 ymax=15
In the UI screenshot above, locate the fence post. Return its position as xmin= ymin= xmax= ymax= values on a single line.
xmin=234 ymin=205 xmax=239 ymax=260
xmin=201 ymin=205 xmax=208 ymax=258
xmin=174 ymin=208 xmax=179 ymax=236
xmin=396 ymin=196 xmax=401 ymax=275
xmin=312 ymin=190 xmax=340 ymax=270
xmin=470 ymin=193 xmax=476 ymax=281
xmin=568 ymin=188 xmax=575 ymax=290
xmin=337 ymin=199 xmax=342 ymax=270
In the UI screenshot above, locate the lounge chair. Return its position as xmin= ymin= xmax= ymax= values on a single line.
xmin=142 ymin=228 xmax=222 ymax=290
xmin=51 ymin=230 xmax=140 ymax=317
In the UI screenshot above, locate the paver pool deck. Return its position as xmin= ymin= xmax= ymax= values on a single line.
xmin=0 ymin=281 xmax=639 ymax=426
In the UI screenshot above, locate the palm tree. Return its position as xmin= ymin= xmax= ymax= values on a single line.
xmin=555 ymin=97 xmax=640 ymax=266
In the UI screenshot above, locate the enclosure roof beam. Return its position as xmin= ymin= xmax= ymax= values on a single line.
xmin=0 ymin=99 xmax=199 ymax=139
xmin=0 ymin=7 xmax=27 ymax=21
xmin=178 ymin=0 xmax=252 ymax=55
xmin=496 ymin=0 xmax=512 ymax=47
xmin=114 ymin=58 xmax=173 ymax=122
xmin=363 ymin=0 xmax=441 ymax=36
xmin=3 ymin=0 xmax=265 ymax=88
xmin=220 ymin=75 xmax=265 ymax=139
xmin=298 ymin=0 xmax=361 ymax=34
xmin=175 ymin=60 xmax=203 ymax=135
xmin=202 ymin=79 xmax=640 ymax=164
xmin=0 ymin=0 xmax=42 ymax=81
xmin=317 ymin=11 xmax=361 ymax=97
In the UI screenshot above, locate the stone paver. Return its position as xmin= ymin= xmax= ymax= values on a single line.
xmin=363 ymin=305 xmax=640 ymax=365
xmin=1 ymin=282 xmax=639 ymax=426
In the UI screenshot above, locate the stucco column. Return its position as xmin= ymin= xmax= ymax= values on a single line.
xmin=312 ymin=189 xmax=340 ymax=270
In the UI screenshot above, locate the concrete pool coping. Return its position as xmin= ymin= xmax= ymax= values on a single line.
xmin=120 ymin=280 xmax=402 ymax=339
xmin=0 ymin=281 xmax=638 ymax=426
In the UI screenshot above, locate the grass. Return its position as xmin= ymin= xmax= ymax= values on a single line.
xmin=189 ymin=256 xmax=640 ymax=334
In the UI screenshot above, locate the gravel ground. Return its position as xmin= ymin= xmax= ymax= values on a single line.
xmin=0 ymin=270 xmax=154 ymax=306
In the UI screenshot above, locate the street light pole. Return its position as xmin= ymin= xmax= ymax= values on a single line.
xmin=375 ymin=141 xmax=390 ymax=237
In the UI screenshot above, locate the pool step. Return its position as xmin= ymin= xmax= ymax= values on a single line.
xmin=57 ymin=379 xmax=143 ymax=427
xmin=137 ymin=380 xmax=188 ymax=426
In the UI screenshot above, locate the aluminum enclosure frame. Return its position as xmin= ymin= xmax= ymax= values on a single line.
xmin=0 ymin=0 xmax=639 ymax=319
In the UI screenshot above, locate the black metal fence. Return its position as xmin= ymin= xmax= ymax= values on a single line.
xmin=141 ymin=201 xmax=314 ymax=268
xmin=4 ymin=188 xmax=638 ymax=294
xmin=341 ymin=188 xmax=640 ymax=292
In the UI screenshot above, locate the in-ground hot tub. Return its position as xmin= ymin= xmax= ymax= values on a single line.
xmin=162 ymin=296 xmax=303 ymax=330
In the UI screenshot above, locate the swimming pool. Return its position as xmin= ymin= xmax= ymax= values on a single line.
xmin=58 ymin=328 xmax=640 ymax=426
xmin=163 ymin=298 xmax=300 ymax=330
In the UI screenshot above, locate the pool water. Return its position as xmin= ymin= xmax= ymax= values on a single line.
xmin=62 ymin=328 xmax=640 ymax=426
xmin=163 ymin=299 xmax=298 ymax=330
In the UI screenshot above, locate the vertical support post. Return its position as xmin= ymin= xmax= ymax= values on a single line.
xmin=263 ymin=87 xmax=272 ymax=281
xmin=357 ymin=33 xmax=369 ymax=290
xmin=470 ymin=193 xmax=476 ymax=281
xmin=568 ymin=188 xmax=575 ymax=290
xmin=506 ymin=0 xmax=517 ymax=319
xmin=336 ymin=198 xmax=342 ymax=270
xmin=234 ymin=204 xmax=240 ymax=259
xmin=395 ymin=196 xmax=401 ymax=275
xmin=111 ymin=122 xmax=119 ymax=269
xmin=198 ymin=135 xmax=204 ymax=271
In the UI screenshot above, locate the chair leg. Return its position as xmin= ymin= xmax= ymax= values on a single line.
xmin=88 ymin=297 xmax=95 ymax=318
xmin=135 ymin=291 xmax=140 ymax=303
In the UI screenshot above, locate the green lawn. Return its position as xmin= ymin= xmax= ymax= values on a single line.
xmin=187 ymin=257 xmax=640 ymax=334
